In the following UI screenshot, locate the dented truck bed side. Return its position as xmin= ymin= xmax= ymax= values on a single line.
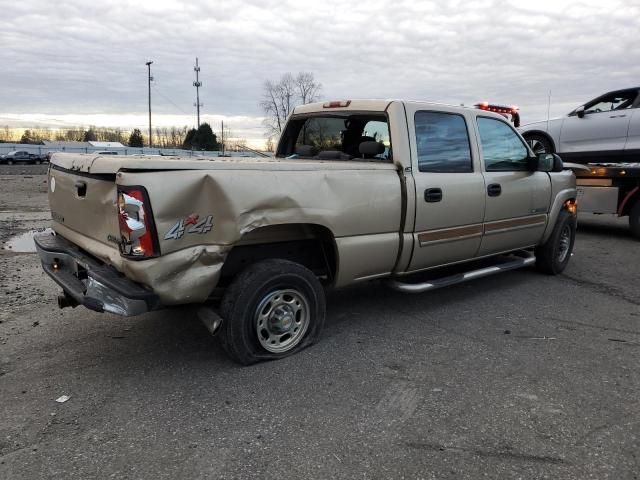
xmin=47 ymin=158 xmax=403 ymax=304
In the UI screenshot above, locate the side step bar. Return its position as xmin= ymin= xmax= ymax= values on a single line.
xmin=387 ymin=251 xmax=536 ymax=294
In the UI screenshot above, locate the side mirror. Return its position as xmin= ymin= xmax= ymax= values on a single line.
xmin=535 ymin=153 xmax=563 ymax=172
xmin=576 ymin=105 xmax=585 ymax=118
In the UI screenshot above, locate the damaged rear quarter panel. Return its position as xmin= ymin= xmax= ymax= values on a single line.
xmin=117 ymin=163 xmax=402 ymax=303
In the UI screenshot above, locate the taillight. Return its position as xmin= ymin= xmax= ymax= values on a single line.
xmin=117 ymin=186 xmax=159 ymax=259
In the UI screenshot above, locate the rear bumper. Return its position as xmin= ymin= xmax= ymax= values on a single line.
xmin=34 ymin=232 xmax=160 ymax=316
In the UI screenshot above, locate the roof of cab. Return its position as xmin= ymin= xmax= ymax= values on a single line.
xmin=293 ymin=100 xmax=393 ymax=114
xmin=292 ymin=99 xmax=508 ymax=120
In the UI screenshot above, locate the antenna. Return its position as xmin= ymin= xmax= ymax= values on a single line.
xmin=193 ymin=57 xmax=203 ymax=128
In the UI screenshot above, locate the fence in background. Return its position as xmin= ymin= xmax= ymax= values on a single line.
xmin=0 ymin=143 xmax=271 ymax=158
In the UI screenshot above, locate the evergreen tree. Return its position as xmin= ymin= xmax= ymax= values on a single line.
xmin=193 ymin=123 xmax=219 ymax=151
xmin=20 ymin=129 xmax=35 ymax=144
xmin=83 ymin=128 xmax=97 ymax=142
xmin=128 ymin=128 xmax=144 ymax=148
xmin=182 ymin=128 xmax=197 ymax=149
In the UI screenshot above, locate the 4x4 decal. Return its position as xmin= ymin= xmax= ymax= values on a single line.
xmin=164 ymin=214 xmax=213 ymax=240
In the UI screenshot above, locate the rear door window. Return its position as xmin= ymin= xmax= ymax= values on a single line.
xmin=415 ymin=111 xmax=472 ymax=172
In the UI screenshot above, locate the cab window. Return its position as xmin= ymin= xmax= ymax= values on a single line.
xmin=277 ymin=114 xmax=391 ymax=161
xmin=415 ymin=111 xmax=472 ymax=173
xmin=477 ymin=117 xmax=529 ymax=171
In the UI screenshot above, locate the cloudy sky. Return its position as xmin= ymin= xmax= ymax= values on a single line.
xmin=1 ymin=0 xmax=639 ymax=146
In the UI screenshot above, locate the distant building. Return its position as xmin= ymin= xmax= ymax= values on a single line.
xmin=88 ymin=141 xmax=125 ymax=149
xmin=42 ymin=140 xmax=90 ymax=149
xmin=40 ymin=140 xmax=125 ymax=151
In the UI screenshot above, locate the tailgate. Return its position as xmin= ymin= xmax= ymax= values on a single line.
xmin=49 ymin=165 xmax=120 ymax=250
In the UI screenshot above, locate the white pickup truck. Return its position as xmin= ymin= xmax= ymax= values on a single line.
xmin=36 ymin=100 xmax=578 ymax=364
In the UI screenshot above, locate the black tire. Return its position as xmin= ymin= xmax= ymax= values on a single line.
xmin=525 ymin=133 xmax=554 ymax=155
xmin=629 ymin=199 xmax=640 ymax=239
xmin=7 ymin=160 xmax=13 ymax=165
xmin=218 ymin=259 xmax=326 ymax=365
xmin=535 ymin=209 xmax=576 ymax=274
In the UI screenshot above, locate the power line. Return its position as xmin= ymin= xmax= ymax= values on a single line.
xmin=151 ymin=83 xmax=191 ymax=116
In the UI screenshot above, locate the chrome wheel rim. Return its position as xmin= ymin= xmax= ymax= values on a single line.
xmin=255 ymin=289 xmax=310 ymax=353
xmin=527 ymin=139 xmax=547 ymax=154
xmin=557 ymin=225 xmax=571 ymax=263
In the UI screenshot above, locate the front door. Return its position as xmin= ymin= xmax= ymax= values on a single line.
xmin=406 ymin=107 xmax=486 ymax=271
xmin=474 ymin=116 xmax=551 ymax=256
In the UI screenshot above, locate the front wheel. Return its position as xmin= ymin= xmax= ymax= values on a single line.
xmin=218 ymin=259 xmax=326 ymax=365
xmin=535 ymin=209 xmax=576 ymax=274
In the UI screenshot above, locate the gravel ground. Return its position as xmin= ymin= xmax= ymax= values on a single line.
xmin=0 ymin=164 xmax=49 ymax=176
xmin=1 ymin=172 xmax=639 ymax=479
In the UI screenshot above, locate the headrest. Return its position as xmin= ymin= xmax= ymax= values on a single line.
xmin=359 ymin=141 xmax=385 ymax=156
xmin=295 ymin=145 xmax=316 ymax=157
xmin=316 ymin=150 xmax=344 ymax=160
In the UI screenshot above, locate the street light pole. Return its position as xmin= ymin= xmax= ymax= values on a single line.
xmin=145 ymin=61 xmax=153 ymax=148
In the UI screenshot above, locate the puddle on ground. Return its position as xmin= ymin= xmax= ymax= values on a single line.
xmin=2 ymin=228 xmax=52 ymax=253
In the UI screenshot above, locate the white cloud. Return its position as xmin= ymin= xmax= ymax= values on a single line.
xmin=0 ymin=0 xmax=638 ymax=134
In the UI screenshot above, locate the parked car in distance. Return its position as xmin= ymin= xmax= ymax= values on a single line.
xmin=1 ymin=150 xmax=43 ymax=165
xmin=95 ymin=151 xmax=119 ymax=155
xmin=519 ymin=87 xmax=640 ymax=164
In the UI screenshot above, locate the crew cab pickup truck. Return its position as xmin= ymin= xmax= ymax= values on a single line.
xmin=1 ymin=150 xmax=44 ymax=165
xmin=35 ymin=100 xmax=578 ymax=364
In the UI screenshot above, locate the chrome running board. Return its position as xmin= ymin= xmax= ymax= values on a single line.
xmin=387 ymin=251 xmax=536 ymax=294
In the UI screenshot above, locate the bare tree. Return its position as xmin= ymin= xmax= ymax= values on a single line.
xmin=295 ymin=72 xmax=322 ymax=105
xmin=260 ymin=72 xmax=321 ymax=139
xmin=265 ymin=137 xmax=275 ymax=152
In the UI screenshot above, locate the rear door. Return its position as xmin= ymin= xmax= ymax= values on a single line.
xmin=405 ymin=106 xmax=486 ymax=271
xmin=474 ymin=115 xmax=551 ymax=255
xmin=623 ymin=96 xmax=640 ymax=153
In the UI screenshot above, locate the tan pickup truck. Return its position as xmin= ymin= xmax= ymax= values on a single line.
xmin=35 ymin=100 xmax=578 ymax=364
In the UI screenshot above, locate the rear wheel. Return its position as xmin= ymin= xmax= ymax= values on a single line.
xmin=7 ymin=160 xmax=13 ymax=165
xmin=535 ymin=209 xmax=576 ymax=274
xmin=525 ymin=133 xmax=553 ymax=155
xmin=218 ymin=259 xmax=326 ymax=365
xmin=629 ymin=199 xmax=640 ymax=239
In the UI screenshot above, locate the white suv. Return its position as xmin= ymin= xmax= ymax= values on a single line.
xmin=519 ymin=87 xmax=640 ymax=163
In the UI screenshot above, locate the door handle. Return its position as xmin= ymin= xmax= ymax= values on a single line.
xmin=424 ymin=188 xmax=443 ymax=203
xmin=74 ymin=180 xmax=87 ymax=197
xmin=609 ymin=114 xmax=627 ymax=118
xmin=487 ymin=183 xmax=501 ymax=197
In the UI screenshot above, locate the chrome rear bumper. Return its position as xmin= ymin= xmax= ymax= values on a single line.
xmin=34 ymin=232 xmax=160 ymax=316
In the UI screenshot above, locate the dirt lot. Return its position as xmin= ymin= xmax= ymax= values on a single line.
xmin=1 ymin=166 xmax=639 ymax=479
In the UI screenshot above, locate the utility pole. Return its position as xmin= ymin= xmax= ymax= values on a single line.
xmin=193 ymin=57 xmax=203 ymax=128
xmin=145 ymin=60 xmax=153 ymax=148
xmin=221 ymin=120 xmax=224 ymax=156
